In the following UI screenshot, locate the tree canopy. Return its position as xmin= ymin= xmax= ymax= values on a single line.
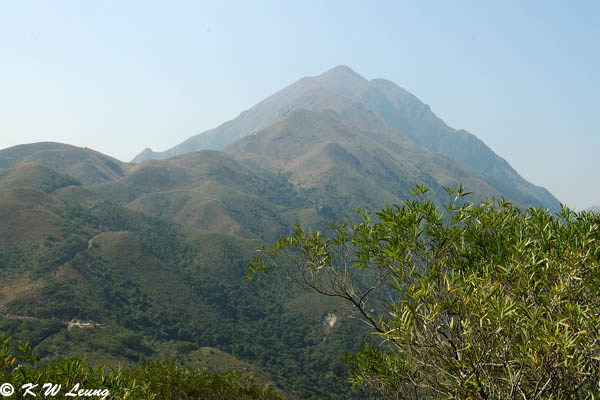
xmin=249 ymin=185 xmax=600 ymax=399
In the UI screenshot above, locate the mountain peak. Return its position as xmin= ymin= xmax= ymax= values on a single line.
xmin=318 ymin=65 xmax=366 ymax=83
xmin=321 ymin=65 xmax=362 ymax=77
xmin=307 ymin=65 xmax=369 ymax=99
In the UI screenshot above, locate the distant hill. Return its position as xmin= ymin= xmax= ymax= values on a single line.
xmin=0 ymin=142 xmax=131 ymax=185
xmin=586 ymin=205 xmax=600 ymax=213
xmin=133 ymin=66 xmax=560 ymax=212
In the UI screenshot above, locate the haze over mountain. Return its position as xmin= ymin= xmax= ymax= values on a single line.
xmin=135 ymin=66 xmax=560 ymax=212
xmin=587 ymin=205 xmax=600 ymax=213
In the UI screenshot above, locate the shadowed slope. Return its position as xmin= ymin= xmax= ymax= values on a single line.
xmin=356 ymin=78 xmax=559 ymax=211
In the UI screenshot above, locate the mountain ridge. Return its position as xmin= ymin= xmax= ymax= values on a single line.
xmin=227 ymin=106 xmax=503 ymax=213
xmin=131 ymin=66 xmax=560 ymax=211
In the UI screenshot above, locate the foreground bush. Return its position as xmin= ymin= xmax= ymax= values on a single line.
xmin=251 ymin=185 xmax=600 ymax=399
xmin=0 ymin=334 xmax=283 ymax=399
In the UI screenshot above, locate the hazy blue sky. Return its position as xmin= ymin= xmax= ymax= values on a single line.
xmin=1 ymin=1 xmax=598 ymax=209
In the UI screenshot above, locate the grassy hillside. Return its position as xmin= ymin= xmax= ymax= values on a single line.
xmin=226 ymin=106 xmax=505 ymax=216
xmin=0 ymin=142 xmax=131 ymax=185
xmin=0 ymin=170 xmax=367 ymax=398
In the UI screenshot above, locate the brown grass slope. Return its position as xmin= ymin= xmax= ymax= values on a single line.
xmin=92 ymin=150 xmax=321 ymax=239
xmin=226 ymin=104 xmax=505 ymax=213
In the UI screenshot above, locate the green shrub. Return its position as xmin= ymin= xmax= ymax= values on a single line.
xmin=0 ymin=334 xmax=284 ymax=399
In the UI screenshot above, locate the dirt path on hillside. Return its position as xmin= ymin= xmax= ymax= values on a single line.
xmin=88 ymin=232 xmax=106 ymax=248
